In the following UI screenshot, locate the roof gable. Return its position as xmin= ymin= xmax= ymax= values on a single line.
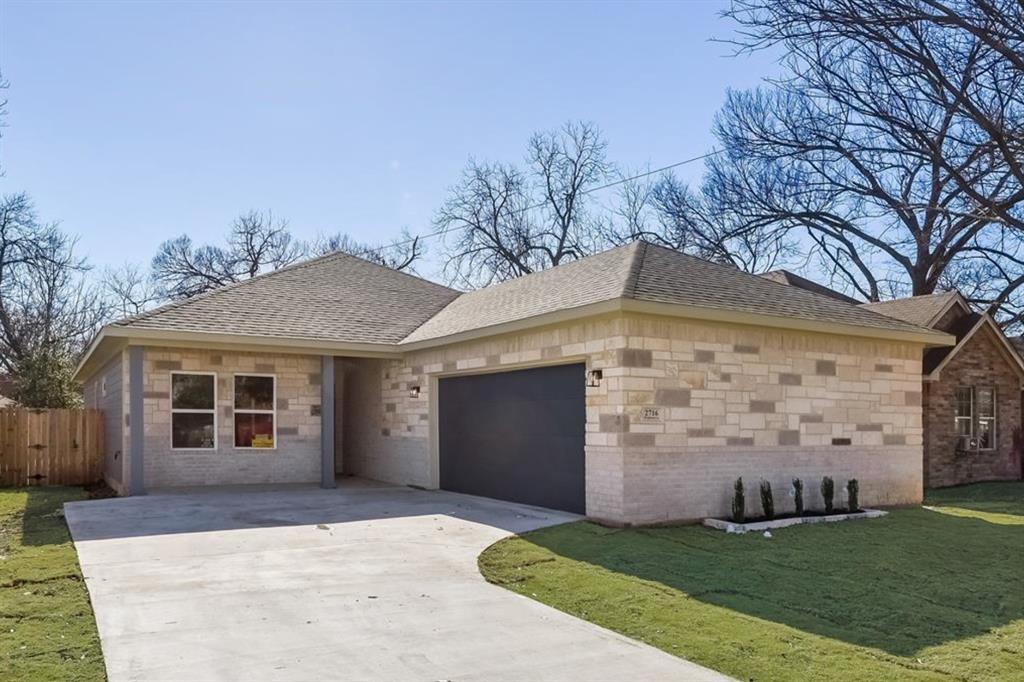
xmin=926 ymin=314 xmax=1024 ymax=381
xmin=860 ymin=291 xmax=969 ymax=329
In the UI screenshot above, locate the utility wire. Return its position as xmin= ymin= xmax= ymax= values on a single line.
xmin=351 ymin=148 xmax=725 ymax=258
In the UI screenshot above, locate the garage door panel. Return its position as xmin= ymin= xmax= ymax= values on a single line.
xmin=438 ymin=364 xmax=586 ymax=514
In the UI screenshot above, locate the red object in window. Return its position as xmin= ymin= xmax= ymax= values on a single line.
xmin=235 ymin=413 xmax=274 ymax=448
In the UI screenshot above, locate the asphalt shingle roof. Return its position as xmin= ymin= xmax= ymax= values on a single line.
xmin=110 ymin=241 xmax=941 ymax=350
xmin=114 ymin=251 xmax=460 ymax=345
xmin=401 ymin=242 xmax=640 ymax=343
xmin=860 ymin=291 xmax=959 ymax=329
xmin=403 ymin=242 xmax=937 ymax=343
xmin=759 ymin=270 xmax=860 ymax=304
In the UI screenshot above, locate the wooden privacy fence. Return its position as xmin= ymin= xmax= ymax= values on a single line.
xmin=0 ymin=409 xmax=104 ymax=487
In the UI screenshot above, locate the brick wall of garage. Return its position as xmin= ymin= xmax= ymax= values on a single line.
xmin=139 ymin=347 xmax=322 ymax=488
xmin=338 ymin=315 xmax=624 ymax=489
xmin=347 ymin=312 xmax=927 ymax=524
xmin=599 ymin=314 xmax=924 ymax=523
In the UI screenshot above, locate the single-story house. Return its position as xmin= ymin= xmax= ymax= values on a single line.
xmin=76 ymin=241 xmax=956 ymax=525
xmin=861 ymin=292 xmax=1024 ymax=487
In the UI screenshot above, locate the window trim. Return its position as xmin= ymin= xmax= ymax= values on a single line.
xmin=169 ymin=371 xmax=218 ymax=451
xmin=232 ymin=373 xmax=277 ymax=450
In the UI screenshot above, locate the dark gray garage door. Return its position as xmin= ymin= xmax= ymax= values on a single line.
xmin=438 ymin=363 xmax=586 ymax=514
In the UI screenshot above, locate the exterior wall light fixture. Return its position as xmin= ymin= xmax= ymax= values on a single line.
xmin=586 ymin=369 xmax=603 ymax=388
xmin=409 ymin=385 xmax=421 ymax=398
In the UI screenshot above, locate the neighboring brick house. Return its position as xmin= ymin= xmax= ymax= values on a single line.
xmin=863 ymin=292 xmax=1024 ymax=488
xmin=74 ymin=241 xmax=955 ymax=524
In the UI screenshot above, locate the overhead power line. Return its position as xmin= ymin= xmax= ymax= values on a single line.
xmin=352 ymin=148 xmax=724 ymax=258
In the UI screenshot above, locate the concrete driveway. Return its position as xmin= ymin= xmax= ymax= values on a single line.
xmin=66 ymin=481 xmax=726 ymax=682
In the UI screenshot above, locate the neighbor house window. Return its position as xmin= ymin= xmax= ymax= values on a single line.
xmin=234 ymin=374 xmax=275 ymax=449
xmin=170 ymin=372 xmax=217 ymax=449
xmin=976 ymin=388 xmax=996 ymax=450
xmin=954 ymin=387 xmax=996 ymax=451
xmin=955 ymin=387 xmax=973 ymax=440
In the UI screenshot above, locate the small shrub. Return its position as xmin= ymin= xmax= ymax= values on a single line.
xmin=759 ymin=479 xmax=775 ymax=520
xmin=732 ymin=477 xmax=745 ymax=523
xmin=821 ymin=476 xmax=835 ymax=514
xmin=792 ymin=478 xmax=804 ymax=516
xmin=847 ymin=479 xmax=860 ymax=512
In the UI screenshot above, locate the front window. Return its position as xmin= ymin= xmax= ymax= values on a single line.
xmin=234 ymin=375 xmax=276 ymax=448
xmin=171 ymin=372 xmax=217 ymax=449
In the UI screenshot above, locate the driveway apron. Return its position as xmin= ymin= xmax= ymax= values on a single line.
xmin=66 ymin=483 xmax=728 ymax=681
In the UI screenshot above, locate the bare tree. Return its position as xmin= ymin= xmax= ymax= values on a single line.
xmin=605 ymin=167 xmax=798 ymax=273
xmin=698 ymin=0 xmax=1024 ymax=328
xmin=103 ymin=262 xmax=159 ymax=318
xmin=312 ymin=229 xmax=424 ymax=272
xmin=436 ymin=121 xmax=613 ymax=288
xmin=151 ymin=210 xmax=303 ymax=299
xmin=0 ymin=193 xmax=107 ymax=374
xmin=0 ymin=71 xmax=8 ymax=176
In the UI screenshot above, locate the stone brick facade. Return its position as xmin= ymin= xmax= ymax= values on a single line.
xmin=82 ymin=351 xmax=128 ymax=492
xmin=137 ymin=348 xmax=322 ymax=488
xmin=923 ymin=325 xmax=1023 ymax=487
xmin=336 ymin=358 xmax=430 ymax=486
xmin=87 ymin=312 xmax=932 ymax=524
xmin=350 ymin=312 xmax=926 ymax=524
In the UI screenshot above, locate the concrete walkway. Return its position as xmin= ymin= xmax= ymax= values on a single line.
xmin=66 ymin=482 xmax=727 ymax=681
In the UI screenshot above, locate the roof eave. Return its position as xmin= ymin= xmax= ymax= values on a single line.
xmin=399 ymin=297 xmax=955 ymax=351
xmin=623 ymin=300 xmax=956 ymax=347
xmin=74 ymin=326 xmax=402 ymax=382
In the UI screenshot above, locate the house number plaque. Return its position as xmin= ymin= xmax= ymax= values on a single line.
xmin=639 ymin=407 xmax=663 ymax=423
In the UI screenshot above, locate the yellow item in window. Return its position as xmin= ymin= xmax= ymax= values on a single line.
xmin=251 ymin=435 xmax=274 ymax=448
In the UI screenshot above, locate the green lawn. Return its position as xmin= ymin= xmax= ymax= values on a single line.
xmin=0 ymin=487 xmax=105 ymax=681
xmin=479 ymin=482 xmax=1024 ymax=682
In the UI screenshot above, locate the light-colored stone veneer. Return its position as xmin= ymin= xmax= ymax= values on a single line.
xmin=107 ymin=310 xmax=926 ymax=524
xmin=362 ymin=312 xmax=925 ymax=524
xmin=82 ymin=351 xmax=129 ymax=492
xmin=336 ymin=358 xmax=430 ymax=486
xmin=139 ymin=348 xmax=322 ymax=488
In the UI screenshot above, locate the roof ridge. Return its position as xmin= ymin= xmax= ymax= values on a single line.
xmin=861 ymin=290 xmax=955 ymax=305
xmin=622 ymin=240 xmax=648 ymax=299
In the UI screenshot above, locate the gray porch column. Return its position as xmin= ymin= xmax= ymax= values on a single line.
xmin=128 ymin=345 xmax=146 ymax=495
xmin=320 ymin=355 xmax=336 ymax=489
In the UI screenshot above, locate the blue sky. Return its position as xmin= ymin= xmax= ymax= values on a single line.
xmin=0 ymin=1 xmax=777 ymax=277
